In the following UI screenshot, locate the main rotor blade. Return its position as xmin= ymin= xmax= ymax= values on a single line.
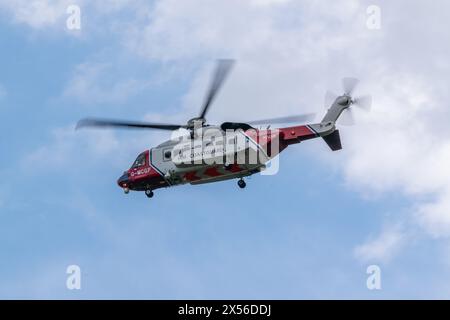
xmin=353 ymin=94 xmax=372 ymax=112
xmin=198 ymin=59 xmax=235 ymax=119
xmin=342 ymin=77 xmax=359 ymax=95
xmin=246 ymin=113 xmax=316 ymax=125
xmin=76 ymin=118 xmax=185 ymax=131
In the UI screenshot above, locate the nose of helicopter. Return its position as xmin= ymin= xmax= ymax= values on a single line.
xmin=117 ymin=172 xmax=130 ymax=188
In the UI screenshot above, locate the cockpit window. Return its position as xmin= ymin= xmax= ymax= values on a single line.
xmin=131 ymin=153 xmax=146 ymax=168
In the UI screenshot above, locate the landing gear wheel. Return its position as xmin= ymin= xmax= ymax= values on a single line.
xmin=238 ymin=179 xmax=246 ymax=189
xmin=124 ymin=187 xmax=130 ymax=194
xmin=145 ymin=189 xmax=154 ymax=198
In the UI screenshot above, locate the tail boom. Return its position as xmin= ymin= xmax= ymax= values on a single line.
xmin=277 ymin=109 xmax=343 ymax=151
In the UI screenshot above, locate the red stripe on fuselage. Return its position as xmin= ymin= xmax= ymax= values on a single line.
xmin=204 ymin=167 xmax=222 ymax=177
xmin=228 ymin=164 xmax=242 ymax=173
xmin=184 ymin=171 xmax=201 ymax=181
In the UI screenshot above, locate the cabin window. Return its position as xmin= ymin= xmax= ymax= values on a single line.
xmin=164 ymin=150 xmax=172 ymax=160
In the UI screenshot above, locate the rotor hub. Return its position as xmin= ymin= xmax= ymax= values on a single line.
xmin=186 ymin=117 xmax=206 ymax=129
xmin=337 ymin=96 xmax=351 ymax=106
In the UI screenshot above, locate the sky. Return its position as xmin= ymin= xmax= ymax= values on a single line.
xmin=1 ymin=0 xmax=450 ymax=299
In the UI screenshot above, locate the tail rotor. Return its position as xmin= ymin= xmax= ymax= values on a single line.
xmin=323 ymin=77 xmax=372 ymax=126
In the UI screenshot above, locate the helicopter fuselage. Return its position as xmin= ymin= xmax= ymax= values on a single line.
xmin=117 ymin=122 xmax=336 ymax=194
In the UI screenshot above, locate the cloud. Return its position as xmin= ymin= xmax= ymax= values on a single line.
xmin=0 ymin=0 xmax=146 ymax=31
xmin=0 ymin=0 xmax=75 ymax=29
xmin=125 ymin=0 xmax=363 ymax=62
xmin=23 ymin=125 xmax=121 ymax=172
xmin=250 ymin=0 xmax=291 ymax=6
xmin=63 ymin=61 xmax=149 ymax=104
xmin=354 ymin=224 xmax=407 ymax=263
xmin=416 ymin=191 xmax=450 ymax=238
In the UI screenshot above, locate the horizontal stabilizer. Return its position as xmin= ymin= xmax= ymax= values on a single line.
xmin=323 ymin=130 xmax=342 ymax=151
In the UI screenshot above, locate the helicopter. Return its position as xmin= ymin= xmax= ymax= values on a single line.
xmin=76 ymin=60 xmax=371 ymax=198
